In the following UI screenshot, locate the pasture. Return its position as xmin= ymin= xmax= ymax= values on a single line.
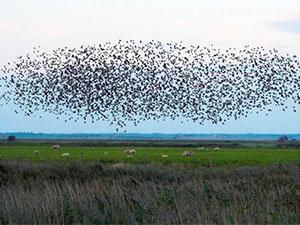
xmin=0 ymin=144 xmax=299 ymax=167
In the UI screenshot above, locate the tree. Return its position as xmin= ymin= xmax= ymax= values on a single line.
xmin=277 ymin=135 xmax=288 ymax=142
xmin=6 ymin=135 xmax=16 ymax=142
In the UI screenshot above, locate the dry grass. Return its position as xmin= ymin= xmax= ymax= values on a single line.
xmin=0 ymin=160 xmax=299 ymax=224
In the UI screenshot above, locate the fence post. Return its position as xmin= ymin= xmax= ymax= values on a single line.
xmin=81 ymin=152 xmax=83 ymax=162
xmin=143 ymin=152 xmax=146 ymax=164
xmin=210 ymin=154 xmax=213 ymax=168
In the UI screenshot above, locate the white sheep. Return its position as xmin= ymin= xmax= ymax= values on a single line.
xmin=52 ymin=145 xmax=60 ymax=150
xmin=104 ymin=152 xmax=108 ymax=155
xmin=182 ymin=150 xmax=195 ymax=157
xmin=128 ymin=149 xmax=136 ymax=154
xmin=124 ymin=149 xmax=130 ymax=154
xmin=34 ymin=150 xmax=40 ymax=155
xmin=161 ymin=154 xmax=169 ymax=158
xmin=62 ymin=153 xmax=70 ymax=157
xmin=214 ymin=147 xmax=220 ymax=151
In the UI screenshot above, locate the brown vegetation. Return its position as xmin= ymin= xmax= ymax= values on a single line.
xmin=0 ymin=160 xmax=299 ymax=224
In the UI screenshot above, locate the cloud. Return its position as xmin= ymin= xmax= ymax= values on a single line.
xmin=271 ymin=17 xmax=300 ymax=34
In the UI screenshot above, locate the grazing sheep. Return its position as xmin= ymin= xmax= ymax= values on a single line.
xmin=126 ymin=155 xmax=132 ymax=158
xmin=104 ymin=152 xmax=108 ymax=155
xmin=34 ymin=150 xmax=40 ymax=155
xmin=161 ymin=154 xmax=169 ymax=158
xmin=124 ymin=149 xmax=130 ymax=154
xmin=62 ymin=153 xmax=70 ymax=157
xmin=214 ymin=147 xmax=220 ymax=151
xmin=182 ymin=150 xmax=195 ymax=157
xmin=198 ymin=147 xmax=205 ymax=150
xmin=128 ymin=149 xmax=136 ymax=154
xmin=52 ymin=145 xmax=60 ymax=150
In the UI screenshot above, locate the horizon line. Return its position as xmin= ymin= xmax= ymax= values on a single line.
xmin=1 ymin=132 xmax=298 ymax=135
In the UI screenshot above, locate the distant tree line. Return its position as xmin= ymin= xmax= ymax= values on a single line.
xmin=276 ymin=135 xmax=300 ymax=148
xmin=1 ymin=137 xmax=299 ymax=148
xmin=0 ymin=139 xmax=243 ymax=148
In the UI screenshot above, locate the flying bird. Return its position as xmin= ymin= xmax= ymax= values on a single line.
xmin=0 ymin=41 xmax=299 ymax=131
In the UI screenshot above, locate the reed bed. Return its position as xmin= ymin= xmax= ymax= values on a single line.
xmin=0 ymin=160 xmax=299 ymax=224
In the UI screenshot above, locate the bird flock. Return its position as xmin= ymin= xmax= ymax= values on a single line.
xmin=0 ymin=40 xmax=300 ymax=131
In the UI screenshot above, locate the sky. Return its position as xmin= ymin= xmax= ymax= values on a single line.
xmin=0 ymin=0 xmax=300 ymax=133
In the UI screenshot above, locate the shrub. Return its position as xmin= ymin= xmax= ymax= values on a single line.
xmin=6 ymin=135 xmax=16 ymax=142
xmin=277 ymin=135 xmax=288 ymax=142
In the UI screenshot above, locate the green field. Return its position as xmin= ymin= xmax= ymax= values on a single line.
xmin=0 ymin=145 xmax=299 ymax=167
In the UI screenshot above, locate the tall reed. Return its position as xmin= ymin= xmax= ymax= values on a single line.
xmin=0 ymin=160 xmax=299 ymax=224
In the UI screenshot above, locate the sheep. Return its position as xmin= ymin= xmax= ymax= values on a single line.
xmin=34 ymin=150 xmax=40 ymax=155
xmin=62 ymin=153 xmax=70 ymax=157
xmin=182 ymin=150 xmax=195 ymax=157
xmin=124 ymin=149 xmax=130 ymax=154
xmin=52 ymin=145 xmax=60 ymax=150
xmin=161 ymin=154 xmax=169 ymax=158
xmin=128 ymin=149 xmax=136 ymax=154
xmin=198 ymin=147 xmax=205 ymax=150
xmin=214 ymin=147 xmax=220 ymax=151
xmin=104 ymin=152 xmax=108 ymax=155
xmin=126 ymin=155 xmax=132 ymax=158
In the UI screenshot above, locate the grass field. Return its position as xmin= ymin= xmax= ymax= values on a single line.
xmin=0 ymin=145 xmax=299 ymax=167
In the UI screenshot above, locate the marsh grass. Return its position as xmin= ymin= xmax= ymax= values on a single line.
xmin=0 ymin=160 xmax=299 ymax=224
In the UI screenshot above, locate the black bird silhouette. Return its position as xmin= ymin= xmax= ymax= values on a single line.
xmin=0 ymin=41 xmax=299 ymax=131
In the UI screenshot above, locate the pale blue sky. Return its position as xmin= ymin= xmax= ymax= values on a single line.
xmin=0 ymin=0 xmax=300 ymax=133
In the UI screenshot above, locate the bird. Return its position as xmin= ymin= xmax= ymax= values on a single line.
xmin=0 ymin=41 xmax=299 ymax=131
